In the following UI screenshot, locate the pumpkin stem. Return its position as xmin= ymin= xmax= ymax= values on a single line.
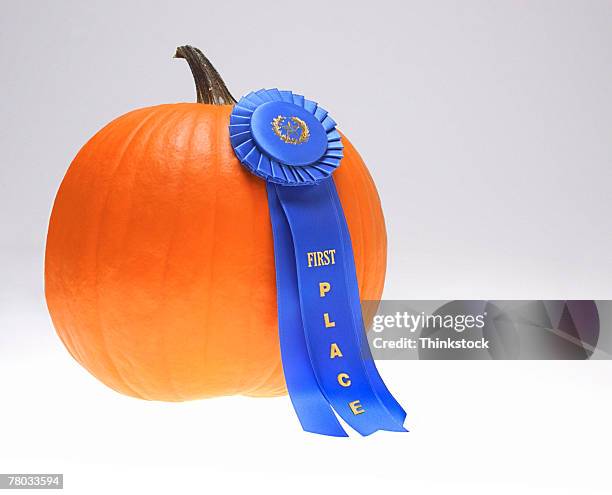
xmin=174 ymin=45 xmax=237 ymax=105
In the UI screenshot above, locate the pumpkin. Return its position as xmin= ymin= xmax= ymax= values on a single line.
xmin=44 ymin=46 xmax=387 ymax=401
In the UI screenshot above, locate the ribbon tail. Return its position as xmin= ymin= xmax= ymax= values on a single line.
xmin=276 ymin=180 xmax=407 ymax=436
xmin=328 ymin=179 xmax=407 ymax=431
xmin=267 ymin=183 xmax=348 ymax=437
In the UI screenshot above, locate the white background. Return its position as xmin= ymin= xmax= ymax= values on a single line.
xmin=1 ymin=1 xmax=611 ymax=493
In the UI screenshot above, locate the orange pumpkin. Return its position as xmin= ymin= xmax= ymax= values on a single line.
xmin=44 ymin=46 xmax=387 ymax=401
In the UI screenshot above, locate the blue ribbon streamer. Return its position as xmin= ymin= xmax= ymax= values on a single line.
xmin=267 ymin=184 xmax=348 ymax=437
xmin=269 ymin=179 xmax=407 ymax=436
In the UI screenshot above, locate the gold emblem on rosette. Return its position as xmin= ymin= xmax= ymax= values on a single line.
xmin=271 ymin=115 xmax=310 ymax=145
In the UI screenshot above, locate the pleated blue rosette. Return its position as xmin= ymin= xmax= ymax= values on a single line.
xmin=229 ymin=89 xmax=343 ymax=185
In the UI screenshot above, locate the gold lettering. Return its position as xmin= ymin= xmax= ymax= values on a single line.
xmin=330 ymin=343 xmax=343 ymax=358
xmin=324 ymin=313 xmax=336 ymax=328
xmin=329 ymin=249 xmax=336 ymax=265
xmin=349 ymin=400 xmax=365 ymax=415
xmin=337 ymin=373 xmax=351 ymax=387
xmin=319 ymin=282 xmax=331 ymax=297
xmin=307 ymin=252 xmax=315 ymax=268
xmin=306 ymin=250 xmax=337 ymax=268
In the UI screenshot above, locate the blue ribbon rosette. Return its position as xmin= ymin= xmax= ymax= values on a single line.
xmin=230 ymin=89 xmax=406 ymax=436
